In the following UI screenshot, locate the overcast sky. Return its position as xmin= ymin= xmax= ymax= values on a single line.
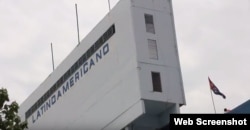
xmin=0 ymin=0 xmax=249 ymax=114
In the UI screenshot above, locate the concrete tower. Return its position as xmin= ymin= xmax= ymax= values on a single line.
xmin=19 ymin=0 xmax=185 ymax=129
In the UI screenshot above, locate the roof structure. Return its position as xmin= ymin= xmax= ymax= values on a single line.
xmin=227 ymin=99 xmax=250 ymax=114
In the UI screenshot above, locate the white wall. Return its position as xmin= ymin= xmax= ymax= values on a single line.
xmin=19 ymin=0 xmax=185 ymax=129
xmin=131 ymin=0 xmax=185 ymax=104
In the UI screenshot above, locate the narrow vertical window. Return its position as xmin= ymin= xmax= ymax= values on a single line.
xmin=148 ymin=39 xmax=158 ymax=60
xmin=144 ymin=14 xmax=155 ymax=34
xmin=151 ymin=72 xmax=162 ymax=92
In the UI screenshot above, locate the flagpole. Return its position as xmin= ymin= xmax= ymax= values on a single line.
xmin=108 ymin=0 xmax=111 ymax=11
xmin=210 ymin=89 xmax=217 ymax=114
xmin=50 ymin=43 xmax=55 ymax=71
xmin=75 ymin=3 xmax=80 ymax=45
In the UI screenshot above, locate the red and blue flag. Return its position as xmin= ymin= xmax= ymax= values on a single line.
xmin=208 ymin=77 xmax=226 ymax=99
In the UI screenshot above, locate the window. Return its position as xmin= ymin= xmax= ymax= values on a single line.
xmin=148 ymin=39 xmax=158 ymax=60
xmin=151 ymin=72 xmax=162 ymax=92
xmin=144 ymin=14 xmax=155 ymax=34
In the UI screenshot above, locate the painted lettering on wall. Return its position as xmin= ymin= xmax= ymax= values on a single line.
xmin=31 ymin=43 xmax=109 ymax=123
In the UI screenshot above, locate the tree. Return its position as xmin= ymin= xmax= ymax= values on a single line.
xmin=0 ymin=88 xmax=28 ymax=130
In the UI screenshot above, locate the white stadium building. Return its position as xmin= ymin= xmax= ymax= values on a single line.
xmin=19 ymin=0 xmax=186 ymax=129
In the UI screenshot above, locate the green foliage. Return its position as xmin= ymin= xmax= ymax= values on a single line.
xmin=0 ymin=88 xmax=28 ymax=130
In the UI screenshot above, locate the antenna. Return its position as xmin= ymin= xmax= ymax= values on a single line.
xmin=108 ymin=0 xmax=111 ymax=11
xmin=75 ymin=3 xmax=80 ymax=45
xmin=51 ymin=43 xmax=55 ymax=71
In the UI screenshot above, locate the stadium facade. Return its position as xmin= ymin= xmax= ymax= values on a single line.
xmin=19 ymin=0 xmax=186 ymax=129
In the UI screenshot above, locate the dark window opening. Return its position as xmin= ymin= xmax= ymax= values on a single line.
xmin=151 ymin=72 xmax=162 ymax=92
xmin=144 ymin=14 xmax=155 ymax=34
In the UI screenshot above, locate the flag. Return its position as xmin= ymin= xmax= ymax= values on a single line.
xmin=208 ymin=77 xmax=226 ymax=99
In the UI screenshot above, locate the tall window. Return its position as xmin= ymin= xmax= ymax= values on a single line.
xmin=151 ymin=72 xmax=162 ymax=92
xmin=148 ymin=39 xmax=158 ymax=60
xmin=144 ymin=14 xmax=155 ymax=34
